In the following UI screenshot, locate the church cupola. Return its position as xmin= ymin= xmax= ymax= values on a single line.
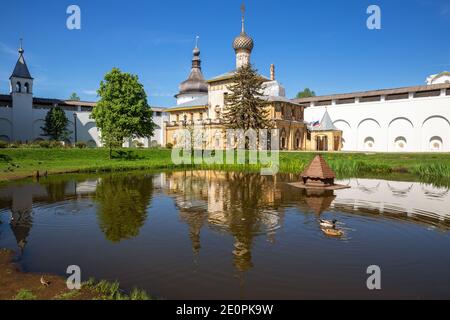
xmin=233 ymin=2 xmax=254 ymax=69
xmin=175 ymin=37 xmax=208 ymax=105
xmin=10 ymin=39 xmax=33 ymax=94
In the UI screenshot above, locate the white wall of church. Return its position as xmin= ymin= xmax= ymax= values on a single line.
xmin=305 ymin=91 xmax=450 ymax=152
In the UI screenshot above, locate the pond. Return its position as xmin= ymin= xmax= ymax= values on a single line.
xmin=1 ymin=171 xmax=450 ymax=299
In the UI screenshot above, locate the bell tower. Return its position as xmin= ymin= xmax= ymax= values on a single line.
xmin=10 ymin=39 xmax=34 ymax=142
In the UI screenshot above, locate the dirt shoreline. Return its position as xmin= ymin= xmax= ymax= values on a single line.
xmin=0 ymin=248 xmax=96 ymax=300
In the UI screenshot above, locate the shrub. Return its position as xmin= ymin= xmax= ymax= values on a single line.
xmin=136 ymin=142 xmax=145 ymax=149
xmin=38 ymin=140 xmax=51 ymax=148
xmin=150 ymin=140 xmax=160 ymax=148
xmin=75 ymin=141 xmax=87 ymax=149
xmin=9 ymin=142 xmax=20 ymax=149
xmin=14 ymin=289 xmax=37 ymax=300
xmin=50 ymin=141 xmax=63 ymax=148
xmin=166 ymin=143 xmax=173 ymax=149
xmin=0 ymin=141 xmax=8 ymax=149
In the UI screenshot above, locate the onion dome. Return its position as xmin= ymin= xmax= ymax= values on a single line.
xmin=233 ymin=3 xmax=254 ymax=53
xmin=177 ymin=38 xmax=208 ymax=96
xmin=233 ymin=32 xmax=254 ymax=53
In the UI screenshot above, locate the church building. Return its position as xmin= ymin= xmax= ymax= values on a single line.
xmin=164 ymin=5 xmax=342 ymax=151
xmin=165 ymin=4 xmax=450 ymax=153
xmin=2 ymin=4 xmax=449 ymax=153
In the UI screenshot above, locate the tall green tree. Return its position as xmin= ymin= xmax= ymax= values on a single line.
xmin=223 ymin=64 xmax=272 ymax=131
xmin=69 ymin=92 xmax=80 ymax=101
xmin=296 ymin=88 xmax=316 ymax=99
xmin=41 ymin=107 xmax=71 ymax=141
xmin=91 ymin=68 xmax=155 ymax=158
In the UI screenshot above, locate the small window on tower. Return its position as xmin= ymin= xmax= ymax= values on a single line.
xmin=24 ymin=83 xmax=30 ymax=93
xmin=16 ymin=82 xmax=21 ymax=93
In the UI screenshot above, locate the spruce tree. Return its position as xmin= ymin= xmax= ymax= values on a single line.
xmin=41 ymin=106 xmax=71 ymax=141
xmin=223 ymin=64 xmax=272 ymax=131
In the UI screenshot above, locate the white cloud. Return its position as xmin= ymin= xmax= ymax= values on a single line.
xmin=82 ymin=90 xmax=98 ymax=95
xmin=149 ymin=92 xmax=173 ymax=97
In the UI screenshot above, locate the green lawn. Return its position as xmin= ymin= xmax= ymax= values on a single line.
xmin=0 ymin=148 xmax=449 ymax=184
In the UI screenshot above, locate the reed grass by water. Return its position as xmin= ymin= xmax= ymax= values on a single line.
xmin=0 ymin=148 xmax=449 ymax=184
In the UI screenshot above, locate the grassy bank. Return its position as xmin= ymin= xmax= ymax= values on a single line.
xmin=0 ymin=148 xmax=450 ymax=183
xmin=0 ymin=249 xmax=152 ymax=300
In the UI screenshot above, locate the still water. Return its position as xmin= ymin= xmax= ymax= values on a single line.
xmin=1 ymin=171 xmax=450 ymax=299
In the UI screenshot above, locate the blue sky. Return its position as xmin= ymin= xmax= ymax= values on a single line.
xmin=1 ymin=0 xmax=449 ymax=106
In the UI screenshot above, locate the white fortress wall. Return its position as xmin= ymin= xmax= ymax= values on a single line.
xmin=304 ymin=90 xmax=450 ymax=152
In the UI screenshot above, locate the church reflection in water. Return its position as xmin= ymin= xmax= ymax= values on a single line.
xmin=1 ymin=171 xmax=450 ymax=272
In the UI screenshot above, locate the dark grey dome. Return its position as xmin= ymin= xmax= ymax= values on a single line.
xmin=177 ymin=45 xmax=208 ymax=96
xmin=179 ymin=70 xmax=208 ymax=95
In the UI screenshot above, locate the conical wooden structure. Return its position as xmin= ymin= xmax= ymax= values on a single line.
xmin=301 ymin=155 xmax=336 ymax=187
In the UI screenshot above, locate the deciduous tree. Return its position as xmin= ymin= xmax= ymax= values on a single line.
xmin=91 ymin=68 xmax=155 ymax=158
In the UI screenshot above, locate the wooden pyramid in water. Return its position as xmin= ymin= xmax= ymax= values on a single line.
xmin=301 ymin=155 xmax=336 ymax=187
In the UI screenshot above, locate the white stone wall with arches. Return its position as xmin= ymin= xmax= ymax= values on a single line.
xmin=0 ymin=117 xmax=13 ymax=142
xmin=305 ymin=91 xmax=450 ymax=152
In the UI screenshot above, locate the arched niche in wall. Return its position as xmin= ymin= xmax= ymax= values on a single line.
xmin=0 ymin=135 xmax=10 ymax=143
xmin=422 ymin=116 xmax=450 ymax=151
xmin=357 ymin=118 xmax=381 ymax=151
xmin=388 ymin=117 xmax=414 ymax=152
xmin=0 ymin=118 xmax=13 ymax=140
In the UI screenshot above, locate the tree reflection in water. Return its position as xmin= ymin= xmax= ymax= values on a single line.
xmin=169 ymin=171 xmax=284 ymax=273
xmin=95 ymin=174 xmax=154 ymax=243
xmin=10 ymin=208 xmax=33 ymax=253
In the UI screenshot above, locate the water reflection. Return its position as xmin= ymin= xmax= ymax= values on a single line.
xmin=95 ymin=175 xmax=154 ymax=243
xmin=1 ymin=171 xmax=450 ymax=299
xmin=165 ymin=171 xmax=286 ymax=272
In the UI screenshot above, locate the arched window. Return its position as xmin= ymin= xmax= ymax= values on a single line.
xmin=295 ymin=130 xmax=301 ymax=149
xmin=16 ymin=82 xmax=21 ymax=93
xmin=430 ymin=136 xmax=443 ymax=151
xmin=394 ymin=136 xmax=407 ymax=150
xmin=364 ymin=137 xmax=375 ymax=149
xmin=24 ymin=82 xmax=30 ymax=93
xmin=280 ymin=129 xmax=287 ymax=150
